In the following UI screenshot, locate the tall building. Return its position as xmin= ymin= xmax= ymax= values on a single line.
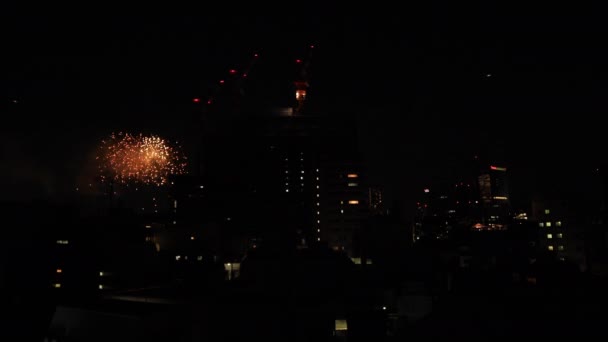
xmin=477 ymin=165 xmax=511 ymax=229
xmin=173 ymin=47 xmax=370 ymax=260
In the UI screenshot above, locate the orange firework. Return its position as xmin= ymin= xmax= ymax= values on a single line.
xmin=97 ymin=132 xmax=187 ymax=186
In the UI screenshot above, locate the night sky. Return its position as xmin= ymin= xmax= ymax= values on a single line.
xmin=3 ymin=5 xmax=608 ymax=215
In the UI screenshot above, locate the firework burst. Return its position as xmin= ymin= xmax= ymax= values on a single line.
xmin=97 ymin=132 xmax=188 ymax=186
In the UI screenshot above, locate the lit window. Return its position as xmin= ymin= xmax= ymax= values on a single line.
xmin=285 ymin=170 xmax=289 ymax=174
xmin=348 ymin=200 xmax=359 ymax=205
xmin=145 ymin=225 xmax=152 ymax=229
xmin=557 ymin=233 xmax=563 ymax=238
xmin=317 ymin=229 xmax=320 ymax=232
xmin=335 ymin=319 xmax=348 ymax=331
xmin=98 ymin=284 xmax=104 ymax=290
xmin=340 ymin=209 xmax=344 ymax=214
xmin=316 ymin=177 xmax=319 ymax=180
xmin=174 ymin=200 xmax=178 ymax=209
xmin=286 ymin=189 xmax=289 ymax=192
xmin=316 ymin=169 xmax=319 ymax=172
xmin=53 ymin=283 xmax=61 ymax=288
xmin=317 ymin=237 xmax=321 ymax=241
xmin=556 ymin=221 xmax=562 ymax=227
xmin=316 ymin=185 xmax=320 ymax=189
xmin=348 ymin=183 xmax=358 ymax=187
xmin=347 ymin=174 xmax=358 ymax=178
xmin=546 ymin=222 xmax=552 ymax=227
xmin=317 ymin=220 xmax=320 ymax=224
xmin=544 ymin=209 xmax=550 ymax=214
xmin=56 ymin=269 xmax=62 ymax=274
xmin=190 ymin=236 xmax=195 ymax=240
xmin=539 ymin=223 xmax=544 ymax=228
xmin=197 ymin=256 xmax=203 ymax=261
xmin=548 ymin=245 xmax=554 ymax=251
xmin=300 ymin=176 xmax=304 ymax=180
xmin=547 ymin=234 xmax=553 ymax=239
xmin=340 ymin=200 xmax=344 ymax=205
xmin=424 ymin=188 xmax=430 ymax=193
xmin=175 ymin=255 xmax=181 ymax=261
xmin=317 ymin=202 xmax=320 ymax=206
xmin=56 ymin=240 xmax=69 ymax=245
xmin=558 ymin=245 xmax=565 ymax=251
xmin=316 ymin=211 xmax=320 ymax=214
xmin=301 ymin=170 xmax=305 ymax=174
xmin=99 ymin=271 xmax=105 ymax=277
xmin=285 ymin=183 xmax=289 ymax=186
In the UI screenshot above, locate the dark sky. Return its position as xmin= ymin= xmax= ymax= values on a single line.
xmin=3 ymin=4 xmax=608 ymax=213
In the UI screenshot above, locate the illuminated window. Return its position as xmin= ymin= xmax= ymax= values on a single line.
xmin=348 ymin=183 xmax=358 ymax=187
xmin=317 ymin=194 xmax=320 ymax=197
xmin=174 ymin=200 xmax=178 ymax=209
xmin=557 ymin=233 xmax=563 ymax=238
xmin=547 ymin=234 xmax=553 ymax=239
xmin=300 ymin=176 xmax=304 ymax=180
xmin=316 ymin=211 xmax=320 ymax=214
xmin=98 ymin=284 xmax=104 ymax=290
xmin=285 ymin=170 xmax=289 ymax=174
xmin=544 ymin=209 xmax=550 ymax=214
xmin=53 ymin=283 xmax=61 ymax=288
xmin=317 ymin=237 xmax=321 ymax=241
xmin=316 ymin=169 xmax=319 ymax=172
xmin=145 ymin=225 xmax=152 ymax=229
xmin=335 ymin=319 xmax=348 ymax=331
xmin=317 ymin=229 xmax=320 ymax=232
xmin=301 ymin=170 xmax=305 ymax=174
xmin=99 ymin=271 xmax=105 ymax=277
xmin=197 ymin=256 xmax=203 ymax=261
xmin=340 ymin=209 xmax=344 ymax=214
xmin=556 ymin=221 xmax=562 ymax=227
xmin=316 ymin=185 xmax=320 ymax=189
xmin=347 ymin=174 xmax=358 ymax=178
xmin=56 ymin=269 xmax=62 ymax=274
xmin=558 ymin=245 xmax=564 ymax=251
xmin=56 ymin=240 xmax=69 ymax=245
xmin=316 ymin=177 xmax=319 ymax=180
xmin=546 ymin=222 xmax=552 ymax=227
xmin=424 ymin=188 xmax=430 ymax=193
xmin=175 ymin=255 xmax=181 ymax=261
xmin=316 ymin=202 xmax=320 ymax=206
xmin=348 ymin=200 xmax=359 ymax=205
xmin=548 ymin=245 xmax=554 ymax=251
xmin=190 ymin=236 xmax=195 ymax=240
xmin=317 ymin=220 xmax=320 ymax=224
xmin=286 ymin=189 xmax=289 ymax=192
xmin=539 ymin=223 xmax=544 ymax=228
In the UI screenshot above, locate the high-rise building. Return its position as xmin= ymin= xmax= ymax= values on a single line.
xmin=477 ymin=165 xmax=511 ymax=229
xmin=176 ymin=47 xmax=369 ymax=259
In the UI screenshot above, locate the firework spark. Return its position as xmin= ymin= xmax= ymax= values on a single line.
xmin=97 ymin=132 xmax=187 ymax=186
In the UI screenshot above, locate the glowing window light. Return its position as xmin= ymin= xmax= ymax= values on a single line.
xmin=335 ymin=319 xmax=348 ymax=331
xmin=423 ymin=188 xmax=430 ymax=193
xmin=557 ymin=233 xmax=563 ymax=238
xmin=544 ymin=209 xmax=551 ymax=214
xmin=546 ymin=222 xmax=552 ymax=227
xmin=548 ymin=245 xmax=554 ymax=251
xmin=348 ymin=183 xmax=358 ymax=187
xmin=547 ymin=234 xmax=553 ymax=239
xmin=558 ymin=245 xmax=565 ymax=251
xmin=556 ymin=221 xmax=562 ymax=227
xmin=348 ymin=200 xmax=359 ymax=205
xmin=192 ymin=98 xmax=200 ymax=103
xmin=493 ymin=196 xmax=508 ymax=200
xmin=53 ymin=283 xmax=61 ymax=288
xmin=99 ymin=271 xmax=105 ymax=276
xmin=347 ymin=174 xmax=358 ymax=178
xmin=56 ymin=240 xmax=69 ymax=245
xmin=539 ymin=223 xmax=545 ymax=228
xmin=98 ymin=284 xmax=104 ymax=290
xmin=56 ymin=269 xmax=62 ymax=274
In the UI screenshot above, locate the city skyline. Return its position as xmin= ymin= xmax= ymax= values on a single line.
xmin=3 ymin=8 xmax=608 ymax=215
